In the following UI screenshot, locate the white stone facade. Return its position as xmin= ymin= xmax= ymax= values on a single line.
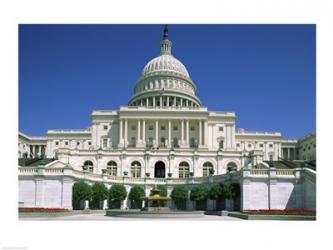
xmin=18 ymin=26 xmax=316 ymax=211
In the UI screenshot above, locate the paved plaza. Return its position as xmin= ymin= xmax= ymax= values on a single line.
xmin=19 ymin=212 xmax=243 ymax=221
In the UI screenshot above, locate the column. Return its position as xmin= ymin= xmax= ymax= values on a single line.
xmin=137 ymin=120 xmax=141 ymax=144
xmin=181 ymin=120 xmax=184 ymax=145
xmin=287 ymin=148 xmax=290 ymax=160
xmin=204 ymin=120 xmax=208 ymax=146
xmin=142 ymin=120 xmax=146 ymax=145
xmin=146 ymin=98 xmax=148 ymax=107
xmin=167 ymin=96 xmax=169 ymax=107
xmin=153 ymin=97 xmax=156 ymax=107
xmin=168 ymin=120 xmax=171 ymax=147
xmin=186 ymin=120 xmax=189 ymax=146
xmin=155 ymin=120 xmax=159 ymax=146
xmin=124 ymin=119 xmax=128 ymax=146
xmin=294 ymin=148 xmax=296 ymax=160
xmin=173 ymin=97 xmax=176 ymax=106
xmin=199 ymin=120 xmax=202 ymax=146
xmin=181 ymin=98 xmax=183 ymax=107
xmin=119 ymin=119 xmax=123 ymax=145
xmin=160 ymin=96 xmax=162 ymax=107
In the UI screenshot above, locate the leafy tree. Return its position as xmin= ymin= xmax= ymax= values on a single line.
xmin=91 ymin=182 xmax=109 ymax=209
xmin=208 ymin=183 xmax=223 ymax=200
xmin=190 ymin=185 xmax=208 ymax=201
xmin=170 ymin=185 xmax=188 ymax=201
xmin=156 ymin=185 xmax=167 ymax=197
xmin=222 ymin=182 xmax=237 ymax=200
xmin=109 ymin=184 xmax=127 ymax=209
xmin=129 ymin=185 xmax=145 ymax=209
xmin=170 ymin=185 xmax=188 ymax=210
xmin=72 ymin=181 xmax=92 ymax=210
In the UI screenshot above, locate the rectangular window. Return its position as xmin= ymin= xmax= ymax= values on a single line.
xmin=88 ymin=141 xmax=92 ymax=146
xmin=269 ymin=155 xmax=273 ymax=161
xmin=148 ymin=125 xmax=153 ymax=130
xmin=173 ymin=125 xmax=178 ymax=131
xmin=103 ymin=125 xmax=108 ymax=130
xmin=190 ymin=126 xmax=195 ymax=131
xmin=103 ymin=139 xmax=108 ymax=148
xmin=77 ymin=141 xmax=80 ymax=145
xmin=219 ymin=126 xmax=224 ymax=132
xmin=236 ymin=143 xmax=240 ymax=147
xmin=131 ymin=125 xmax=136 ymax=130
xmin=65 ymin=141 xmax=68 ymax=146
xmin=55 ymin=141 xmax=59 ymax=146
xmin=269 ymin=144 xmax=273 ymax=148
xmin=219 ymin=141 xmax=224 ymax=149
xmin=161 ymin=126 xmax=166 ymax=130
xmin=260 ymin=144 xmax=264 ymax=148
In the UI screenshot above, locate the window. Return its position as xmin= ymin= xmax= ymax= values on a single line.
xmin=227 ymin=162 xmax=237 ymax=172
xmin=173 ymin=137 xmax=179 ymax=147
xmin=203 ymin=162 xmax=213 ymax=177
xmin=107 ymin=161 xmax=117 ymax=176
xmin=131 ymin=125 xmax=136 ymax=130
xmin=219 ymin=140 xmax=224 ymax=149
xmin=260 ymin=144 xmax=263 ymax=148
xmin=269 ymin=155 xmax=274 ymax=161
xmin=88 ymin=141 xmax=92 ymax=146
xmin=104 ymin=125 xmax=108 ymax=130
xmin=77 ymin=141 xmax=80 ymax=146
xmin=65 ymin=141 xmax=69 ymax=146
xmin=269 ymin=144 xmax=273 ymax=148
xmin=84 ymin=160 xmax=94 ymax=173
xmin=161 ymin=126 xmax=166 ymax=130
xmin=248 ymin=144 xmax=252 ymax=148
xmin=219 ymin=126 xmax=224 ymax=132
xmin=161 ymin=137 xmax=166 ymax=144
xmin=55 ymin=141 xmax=59 ymax=146
xmin=149 ymin=125 xmax=153 ymax=130
xmin=179 ymin=162 xmax=189 ymax=178
xmin=131 ymin=161 xmax=141 ymax=178
xmin=173 ymin=125 xmax=178 ymax=131
xmin=190 ymin=138 xmax=197 ymax=148
xmin=103 ymin=138 xmax=108 ymax=148
xmin=190 ymin=126 xmax=195 ymax=131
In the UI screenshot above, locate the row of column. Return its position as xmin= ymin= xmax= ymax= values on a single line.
xmin=131 ymin=96 xmax=199 ymax=108
xmin=30 ymin=145 xmax=45 ymax=158
xmin=119 ymin=119 xmax=208 ymax=147
xmin=282 ymin=147 xmax=297 ymax=160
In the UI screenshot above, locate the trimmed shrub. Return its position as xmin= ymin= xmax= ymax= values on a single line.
xmin=171 ymin=185 xmax=188 ymax=210
xmin=109 ymin=184 xmax=127 ymax=209
xmin=91 ymin=182 xmax=109 ymax=209
xmin=156 ymin=185 xmax=167 ymax=197
xmin=208 ymin=183 xmax=223 ymax=200
xmin=222 ymin=182 xmax=237 ymax=200
xmin=72 ymin=181 xmax=92 ymax=210
xmin=129 ymin=185 xmax=145 ymax=209
xmin=190 ymin=185 xmax=208 ymax=201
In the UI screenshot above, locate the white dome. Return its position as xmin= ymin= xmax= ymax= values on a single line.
xmin=142 ymin=54 xmax=190 ymax=78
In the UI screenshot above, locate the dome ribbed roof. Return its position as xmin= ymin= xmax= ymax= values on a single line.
xmin=142 ymin=54 xmax=190 ymax=78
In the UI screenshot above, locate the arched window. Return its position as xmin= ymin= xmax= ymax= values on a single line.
xmin=179 ymin=161 xmax=189 ymax=178
xmin=203 ymin=162 xmax=214 ymax=177
xmin=107 ymin=161 xmax=117 ymax=176
xmin=226 ymin=162 xmax=237 ymax=172
xmin=131 ymin=161 xmax=141 ymax=178
xmin=84 ymin=160 xmax=94 ymax=173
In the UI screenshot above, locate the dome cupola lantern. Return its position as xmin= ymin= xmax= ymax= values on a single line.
xmin=160 ymin=25 xmax=172 ymax=55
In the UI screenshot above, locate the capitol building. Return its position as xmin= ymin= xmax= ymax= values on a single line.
xmin=18 ymin=26 xmax=316 ymax=211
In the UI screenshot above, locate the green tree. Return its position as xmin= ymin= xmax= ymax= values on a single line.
xmin=208 ymin=183 xmax=223 ymax=200
xmin=171 ymin=185 xmax=188 ymax=210
xmin=128 ymin=185 xmax=145 ymax=209
xmin=91 ymin=182 xmax=109 ymax=209
xmin=72 ymin=181 xmax=92 ymax=210
xmin=190 ymin=185 xmax=208 ymax=201
xmin=222 ymin=182 xmax=237 ymax=200
xmin=109 ymin=184 xmax=127 ymax=209
xmin=156 ymin=185 xmax=167 ymax=197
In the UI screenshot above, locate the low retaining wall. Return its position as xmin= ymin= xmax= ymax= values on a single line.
xmin=106 ymin=209 xmax=205 ymax=218
xmin=228 ymin=212 xmax=316 ymax=220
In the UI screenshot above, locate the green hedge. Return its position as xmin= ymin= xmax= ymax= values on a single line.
xmin=72 ymin=181 xmax=92 ymax=210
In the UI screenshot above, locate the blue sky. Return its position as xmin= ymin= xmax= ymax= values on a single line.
xmin=19 ymin=24 xmax=315 ymax=139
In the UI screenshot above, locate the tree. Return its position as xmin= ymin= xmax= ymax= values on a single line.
xmin=190 ymin=185 xmax=208 ymax=201
xmin=222 ymin=182 xmax=237 ymax=200
xmin=156 ymin=185 xmax=167 ymax=197
xmin=109 ymin=184 xmax=127 ymax=209
xmin=171 ymin=185 xmax=188 ymax=210
xmin=91 ymin=182 xmax=109 ymax=209
xmin=128 ymin=185 xmax=145 ymax=209
xmin=208 ymin=183 xmax=223 ymax=200
xmin=72 ymin=181 xmax=92 ymax=210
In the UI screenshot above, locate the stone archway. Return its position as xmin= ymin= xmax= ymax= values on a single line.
xmin=154 ymin=161 xmax=166 ymax=178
